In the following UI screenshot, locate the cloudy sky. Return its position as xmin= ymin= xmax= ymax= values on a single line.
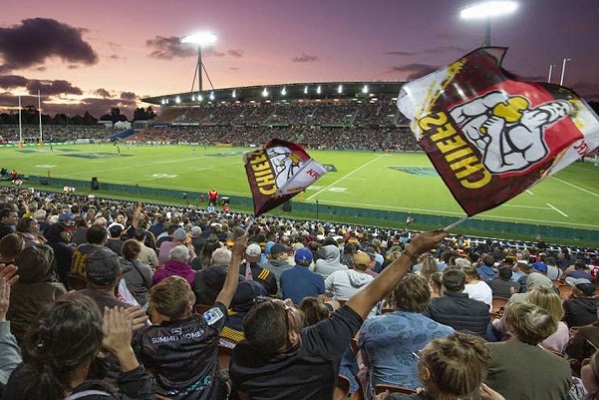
xmin=0 ymin=0 xmax=597 ymax=118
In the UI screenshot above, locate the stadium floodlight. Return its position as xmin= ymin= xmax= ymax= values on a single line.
xmin=198 ymin=94 xmax=203 ymax=101
xmin=232 ymin=89 xmax=237 ymax=98
xmin=337 ymin=84 xmax=343 ymax=94
xmin=161 ymin=99 xmax=166 ymax=105
xmin=316 ymin=85 xmax=322 ymax=94
xmin=460 ymin=1 xmax=518 ymax=46
xmin=175 ymin=96 xmax=181 ymax=104
xmin=262 ymin=88 xmax=269 ymax=97
xmin=362 ymin=85 xmax=369 ymax=94
xmin=209 ymin=91 xmax=215 ymax=101
xmin=281 ymin=87 xmax=287 ymax=96
xmin=559 ymin=58 xmax=571 ymax=86
xmin=181 ymin=32 xmax=217 ymax=92
xmin=192 ymin=95 xmax=196 ymax=101
xmin=304 ymin=86 xmax=308 ymax=95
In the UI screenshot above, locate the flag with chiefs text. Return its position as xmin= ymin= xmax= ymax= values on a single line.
xmin=397 ymin=47 xmax=599 ymax=216
xmin=244 ymin=139 xmax=328 ymax=216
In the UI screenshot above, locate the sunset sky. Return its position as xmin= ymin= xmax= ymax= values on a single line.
xmin=1 ymin=0 xmax=597 ymax=118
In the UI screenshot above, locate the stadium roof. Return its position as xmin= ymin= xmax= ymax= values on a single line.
xmin=141 ymin=81 xmax=406 ymax=106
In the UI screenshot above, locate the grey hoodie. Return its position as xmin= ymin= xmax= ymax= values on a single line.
xmin=314 ymin=245 xmax=348 ymax=278
xmin=324 ymin=269 xmax=374 ymax=300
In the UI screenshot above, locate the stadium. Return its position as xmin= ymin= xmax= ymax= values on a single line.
xmin=1 ymin=78 xmax=599 ymax=253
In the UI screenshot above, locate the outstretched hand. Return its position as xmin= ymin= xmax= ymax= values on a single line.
xmin=102 ymin=307 xmax=134 ymax=355
xmin=480 ymin=383 xmax=506 ymax=400
xmin=0 ymin=264 xmax=19 ymax=286
xmin=232 ymin=234 xmax=249 ymax=258
xmin=0 ymin=278 xmax=10 ymax=321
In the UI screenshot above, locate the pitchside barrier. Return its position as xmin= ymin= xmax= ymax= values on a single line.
xmin=27 ymin=175 xmax=597 ymax=244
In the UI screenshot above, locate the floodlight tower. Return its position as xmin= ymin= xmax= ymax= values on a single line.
xmin=460 ymin=1 xmax=519 ymax=46
xmin=559 ymin=58 xmax=571 ymax=86
xmin=181 ymin=32 xmax=217 ymax=92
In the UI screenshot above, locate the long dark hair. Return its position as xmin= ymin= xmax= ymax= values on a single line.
xmin=4 ymin=292 xmax=104 ymax=399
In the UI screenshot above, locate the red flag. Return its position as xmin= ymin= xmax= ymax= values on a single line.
xmin=398 ymin=47 xmax=599 ymax=216
xmin=244 ymin=139 xmax=328 ymax=216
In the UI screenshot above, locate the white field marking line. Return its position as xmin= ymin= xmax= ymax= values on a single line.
xmin=551 ymin=177 xmax=599 ymax=199
xmin=546 ymin=203 xmax=569 ymax=217
xmin=501 ymin=204 xmax=550 ymax=210
xmin=318 ymin=199 xmax=599 ymax=229
xmin=526 ymin=190 xmax=534 ymax=195
xmin=307 ymin=155 xmax=386 ymax=201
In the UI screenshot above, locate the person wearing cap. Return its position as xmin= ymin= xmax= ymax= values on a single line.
xmin=263 ymin=243 xmax=293 ymax=295
xmin=280 ymin=248 xmax=325 ymax=305
xmin=134 ymin=235 xmax=247 ymax=400
xmin=220 ymin=280 xmax=268 ymax=347
xmin=80 ymin=246 xmax=131 ymax=310
xmin=70 ymin=224 xmax=111 ymax=279
xmin=563 ymin=278 xmax=599 ymax=327
xmin=153 ymin=245 xmax=196 ymax=287
xmin=43 ymin=215 xmax=76 ymax=283
xmin=158 ymin=227 xmax=195 ymax=266
xmin=241 ymin=243 xmax=277 ymax=297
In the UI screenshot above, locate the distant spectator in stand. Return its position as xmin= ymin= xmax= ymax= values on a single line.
xmin=463 ymin=266 xmax=493 ymax=311
xmin=106 ymin=223 xmax=125 ymax=256
xmin=563 ymin=279 xmax=599 ymax=327
xmin=190 ymin=226 xmax=204 ymax=255
xmin=485 ymin=302 xmax=571 ymax=400
xmin=487 ymin=266 xmax=520 ymax=298
xmin=557 ymin=251 xmax=572 ymax=271
xmin=429 ymin=272 xmax=443 ymax=299
xmin=416 ymin=254 xmax=439 ymax=283
xmin=44 ymin=217 xmax=75 ymax=282
xmin=240 ymin=243 xmax=277 ymax=297
xmin=581 ymin=351 xmax=599 ymax=400
xmin=148 ymin=215 xmax=166 ymax=239
xmin=509 ymin=269 xmax=555 ymax=303
xmin=566 ymin=259 xmax=593 ymax=282
xmin=545 ymin=256 xmax=562 ymax=281
xmin=8 ymin=245 xmax=66 ymax=345
xmin=0 ymin=208 xmax=17 ymax=241
xmin=119 ymin=239 xmax=153 ymax=306
xmin=424 ymin=269 xmax=491 ymax=339
xmin=477 ymin=255 xmax=498 ymax=282
xmin=71 ymin=216 xmax=89 ymax=246
xmin=158 ymin=228 xmax=195 ymax=266
xmin=70 ymin=224 xmax=110 ymax=279
xmin=153 ymin=245 xmax=196 ymax=287
xmin=208 ymin=188 xmax=218 ymax=206
xmin=263 ymin=243 xmax=293 ymax=293
xmin=16 ymin=217 xmax=45 ymax=247
xmin=194 ymin=247 xmax=243 ymax=306
xmin=358 ymin=274 xmax=454 ymax=393
xmin=280 ymin=248 xmax=325 ymax=305
xmin=133 ymin=228 xmax=159 ymax=268
xmin=198 ymin=235 xmax=221 ymax=271
xmin=325 ymin=252 xmax=374 ymax=302
xmin=314 ymin=243 xmax=348 ymax=278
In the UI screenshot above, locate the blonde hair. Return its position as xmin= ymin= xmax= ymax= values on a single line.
xmin=419 ymin=254 xmax=439 ymax=282
xmin=505 ymin=301 xmax=558 ymax=345
xmin=421 ymin=332 xmax=491 ymax=398
xmin=525 ymin=286 xmax=565 ymax=321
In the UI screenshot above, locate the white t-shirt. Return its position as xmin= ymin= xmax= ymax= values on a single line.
xmin=464 ymin=281 xmax=493 ymax=311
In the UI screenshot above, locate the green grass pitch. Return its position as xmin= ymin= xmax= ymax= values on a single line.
xmin=3 ymin=143 xmax=599 ymax=232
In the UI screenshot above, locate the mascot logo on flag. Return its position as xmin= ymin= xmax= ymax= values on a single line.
xmin=448 ymin=91 xmax=572 ymax=174
xmin=269 ymin=147 xmax=304 ymax=186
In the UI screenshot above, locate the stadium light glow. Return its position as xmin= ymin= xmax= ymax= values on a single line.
xmin=161 ymin=99 xmax=166 ymax=105
xmin=209 ymin=91 xmax=215 ymax=100
xmin=192 ymin=95 xmax=196 ymax=101
xmin=181 ymin=31 xmax=217 ymax=92
xmin=460 ymin=1 xmax=518 ymax=46
xmin=198 ymin=95 xmax=203 ymax=101
xmin=232 ymin=89 xmax=237 ymax=98
xmin=262 ymin=88 xmax=269 ymax=97
xmin=304 ymin=86 xmax=308 ymax=95
xmin=338 ymin=85 xmax=343 ymax=94
xmin=362 ymin=85 xmax=369 ymax=94
xmin=316 ymin=85 xmax=322 ymax=94
xmin=281 ymin=87 xmax=287 ymax=96
xmin=175 ymin=96 xmax=181 ymax=104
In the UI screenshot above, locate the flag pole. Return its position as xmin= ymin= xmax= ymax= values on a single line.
xmin=443 ymin=216 xmax=469 ymax=232
xmin=38 ymin=90 xmax=43 ymax=147
xmin=18 ymin=96 xmax=23 ymax=149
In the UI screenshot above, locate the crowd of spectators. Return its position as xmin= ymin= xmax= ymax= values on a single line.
xmin=0 ymin=125 xmax=111 ymax=143
xmin=0 ymin=185 xmax=598 ymax=399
